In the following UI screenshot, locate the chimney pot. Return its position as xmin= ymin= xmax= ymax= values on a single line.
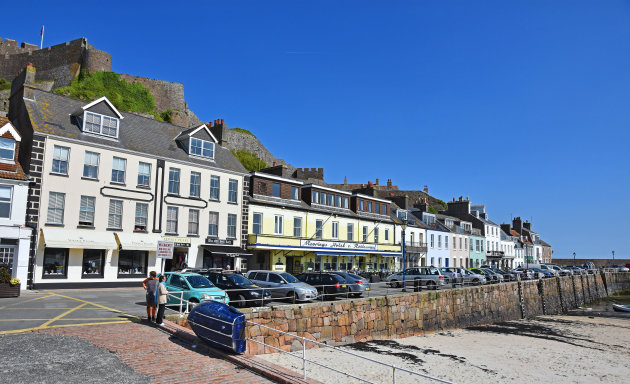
xmin=273 ymin=161 xmax=277 ymax=166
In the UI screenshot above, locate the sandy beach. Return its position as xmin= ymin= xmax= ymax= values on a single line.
xmin=256 ymin=314 xmax=630 ymax=383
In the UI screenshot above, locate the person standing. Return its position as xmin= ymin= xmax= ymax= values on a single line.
xmin=156 ymin=274 xmax=169 ymax=325
xmin=142 ymin=271 xmax=159 ymax=322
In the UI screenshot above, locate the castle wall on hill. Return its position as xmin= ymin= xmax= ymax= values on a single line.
xmin=119 ymin=74 xmax=186 ymax=113
xmin=223 ymin=129 xmax=292 ymax=171
xmin=0 ymin=37 xmax=111 ymax=89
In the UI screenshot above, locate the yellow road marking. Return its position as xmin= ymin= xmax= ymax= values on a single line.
xmin=48 ymin=292 xmax=140 ymax=319
xmin=39 ymin=302 xmax=87 ymax=327
xmin=0 ymin=318 xmax=135 ymax=322
xmin=0 ymin=307 xmax=91 ymax=310
xmin=0 ymin=320 xmax=132 ymax=335
xmin=0 ymin=294 xmax=55 ymax=309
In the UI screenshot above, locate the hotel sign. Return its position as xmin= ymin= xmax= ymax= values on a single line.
xmin=300 ymin=239 xmax=378 ymax=251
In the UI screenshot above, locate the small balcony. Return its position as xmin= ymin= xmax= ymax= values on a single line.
xmin=401 ymin=241 xmax=428 ymax=253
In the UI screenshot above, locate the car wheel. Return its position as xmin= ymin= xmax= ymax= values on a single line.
xmin=391 ymin=280 xmax=400 ymax=288
xmin=187 ymin=298 xmax=199 ymax=312
xmin=427 ymin=281 xmax=437 ymax=290
xmin=472 ymin=278 xmax=480 ymax=286
xmin=235 ymin=294 xmax=247 ymax=308
xmin=354 ymin=293 xmax=363 ymax=298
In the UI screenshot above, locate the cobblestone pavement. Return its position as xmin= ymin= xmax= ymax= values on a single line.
xmin=31 ymin=321 xmax=274 ymax=384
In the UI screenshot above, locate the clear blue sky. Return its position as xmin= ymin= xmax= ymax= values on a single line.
xmin=5 ymin=1 xmax=630 ymax=260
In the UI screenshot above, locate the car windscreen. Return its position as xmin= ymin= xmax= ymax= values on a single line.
xmin=228 ymin=274 xmax=253 ymax=286
xmin=280 ymin=273 xmax=299 ymax=283
xmin=185 ymin=275 xmax=215 ymax=289
xmin=428 ymin=268 xmax=439 ymax=275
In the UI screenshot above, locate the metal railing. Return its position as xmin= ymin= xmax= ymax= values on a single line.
xmin=246 ymin=321 xmax=456 ymax=384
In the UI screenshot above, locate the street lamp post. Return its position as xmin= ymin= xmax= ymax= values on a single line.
xmin=401 ymin=221 xmax=408 ymax=292
xmin=612 ymin=250 xmax=615 ymax=266
xmin=573 ymin=252 xmax=576 ymax=268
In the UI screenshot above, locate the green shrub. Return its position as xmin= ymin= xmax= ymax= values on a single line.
xmin=0 ymin=267 xmax=10 ymax=284
xmin=230 ymin=149 xmax=268 ymax=171
xmin=428 ymin=206 xmax=438 ymax=214
xmin=0 ymin=78 xmax=11 ymax=91
xmin=55 ymin=71 xmax=155 ymax=114
xmin=230 ymin=128 xmax=256 ymax=138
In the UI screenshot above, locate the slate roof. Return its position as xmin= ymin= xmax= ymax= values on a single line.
xmin=23 ymin=90 xmax=247 ymax=174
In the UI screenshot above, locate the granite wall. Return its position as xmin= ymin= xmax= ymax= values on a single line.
xmin=240 ymin=272 xmax=630 ymax=355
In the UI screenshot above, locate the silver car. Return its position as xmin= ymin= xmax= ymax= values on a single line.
xmin=331 ymin=272 xmax=371 ymax=297
xmin=443 ymin=267 xmax=486 ymax=286
xmin=386 ymin=267 xmax=446 ymax=290
xmin=245 ymin=270 xmax=318 ymax=302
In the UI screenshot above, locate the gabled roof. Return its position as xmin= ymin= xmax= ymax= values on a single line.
xmin=176 ymin=124 xmax=218 ymax=143
xmin=0 ymin=117 xmax=22 ymax=141
xmin=23 ymin=90 xmax=247 ymax=174
xmin=81 ymin=96 xmax=124 ymax=119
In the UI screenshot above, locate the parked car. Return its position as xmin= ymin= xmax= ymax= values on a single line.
xmin=612 ymin=265 xmax=630 ymax=272
xmin=529 ymin=264 xmax=558 ymax=277
xmin=511 ymin=268 xmax=534 ymax=280
xmin=548 ymin=265 xmax=571 ymax=276
xmin=440 ymin=267 xmax=462 ymax=287
xmin=295 ymin=272 xmax=349 ymax=299
xmin=482 ymin=268 xmax=504 ymax=283
xmin=330 ymin=272 xmax=371 ymax=297
xmin=160 ymin=272 xmax=229 ymax=311
xmin=530 ymin=267 xmax=553 ymax=278
xmin=245 ymin=270 xmax=318 ymax=302
xmin=468 ymin=268 xmax=494 ymax=284
xmin=492 ymin=268 xmax=517 ymax=282
xmin=442 ymin=267 xmax=486 ymax=286
xmin=202 ymin=271 xmax=271 ymax=308
xmin=386 ymin=267 xmax=447 ymax=290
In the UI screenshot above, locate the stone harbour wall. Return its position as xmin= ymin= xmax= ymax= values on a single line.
xmin=241 ymin=272 xmax=630 ymax=355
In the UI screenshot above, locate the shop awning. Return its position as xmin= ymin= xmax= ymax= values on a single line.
xmin=115 ymin=233 xmax=163 ymax=251
xmin=201 ymin=244 xmax=252 ymax=257
xmin=41 ymin=228 xmax=117 ymax=250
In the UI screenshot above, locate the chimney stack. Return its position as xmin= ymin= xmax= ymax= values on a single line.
xmin=375 ymin=178 xmax=379 ymax=185
xmin=523 ymin=221 xmax=532 ymax=231
xmin=387 ymin=179 xmax=392 ymax=188
xmin=501 ymin=223 xmax=511 ymax=235
xmin=512 ymin=217 xmax=523 ymax=234
xmin=344 ymin=176 xmax=347 ymax=185
xmin=424 ymin=185 xmax=429 ymax=194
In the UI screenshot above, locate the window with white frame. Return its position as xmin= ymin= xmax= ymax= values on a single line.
xmin=343 ymin=197 xmax=349 ymax=209
xmin=385 ymin=229 xmax=389 ymax=241
xmin=208 ymin=212 xmax=219 ymax=237
xmin=292 ymin=187 xmax=299 ymax=200
xmin=52 ymin=145 xmax=70 ymax=175
xmin=327 ymin=194 xmax=333 ymax=206
xmin=209 ymin=176 xmax=220 ymax=200
xmin=190 ymin=171 xmax=201 ymax=197
xmin=274 ymin=215 xmax=283 ymax=235
xmin=0 ymin=185 xmax=12 ymax=218
xmin=166 ymin=206 xmax=178 ymax=233
xmin=168 ymin=168 xmax=180 ymax=195
xmin=111 ymin=157 xmax=126 ymax=184
xmin=83 ymin=111 xmax=119 ymax=138
xmin=315 ymin=220 xmax=323 ymax=239
xmin=362 ymin=226 xmax=368 ymax=242
xmin=252 ymin=212 xmax=262 ymax=234
xmin=47 ymin=192 xmax=65 ymax=224
xmin=332 ymin=221 xmax=339 ymax=239
xmin=188 ymin=209 xmax=199 ymax=235
xmin=0 ymin=138 xmax=15 ymax=162
xmin=439 ymin=235 xmax=443 ymax=248
xmin=359 ymin=200 xmax=364 ymax=211
xmin=137 ymin=162 xmax=151 ymax=187
xmin=108 ymin=199 xmax=123 ymax=229
xmin=83 ymin=151 xmax=99 ymax=179
xmin=430 ymin=234 xmax=434 ymax=248
xmin=374 ymin=228 xmax=379 ymax=243
xmin=135 ymin=203 xmax=148 ymax=231
xmin=375 ymin=203 xmax=380 ymax=214
xmin=312 ymin=191 xmax=319 ymax=203
xmin=293 ymin=217 xmax=302 ymax=237
xmin=319 ymin=193 xmax=326 ymax=205
xmin=189 ymin=137 xmax=214 ymax=158
xmin=78 ymin=196 xmax=95 ymax=226
xmin=228 ymin=179 xmax=238 ymax=203
xmin=382 ymin=204 xmax=387 ymax=215
xmin=227 ymin=214 xmax=237 ymax=238
xmin=367 ymin=201 xmax=372 ymax=212
xmin=347 ymin=223 xmax=353 ymax=241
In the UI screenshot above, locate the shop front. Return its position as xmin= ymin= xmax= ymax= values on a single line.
xmin=201 ymin=238 xmax=251 ymax=272
xmin=247 ymin=234 xmax=402 ymax=275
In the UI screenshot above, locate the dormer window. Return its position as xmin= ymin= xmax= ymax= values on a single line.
xmin=83 ymin=111 xmax=119 ymax=138
xmin=189 ymin=138 xmax=214 ymax=159
xmin=0 ymin=138 xmax=15 ymax=162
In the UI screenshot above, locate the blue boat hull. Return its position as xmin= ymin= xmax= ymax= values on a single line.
xmin=188 ymin=301 xmax=246 ymax=354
